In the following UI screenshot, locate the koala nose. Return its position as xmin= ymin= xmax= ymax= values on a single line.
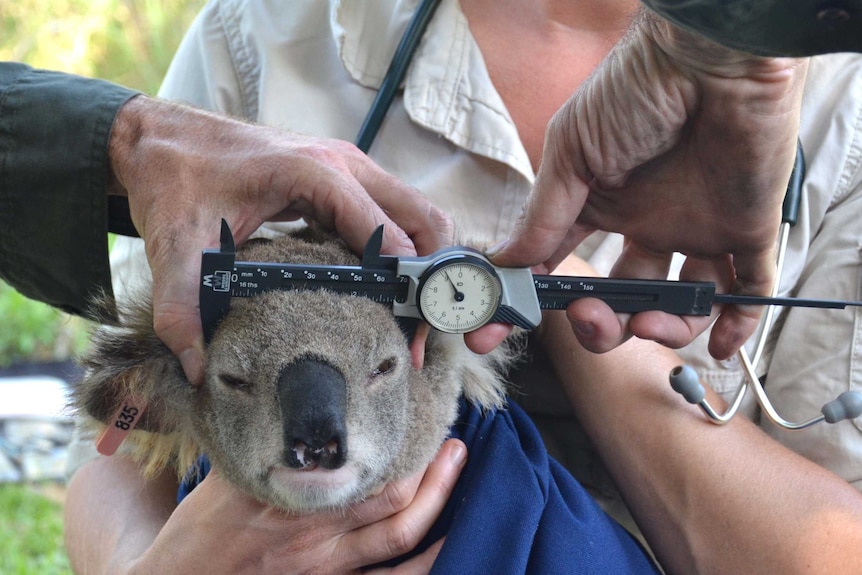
xmin=277 ymin=357 xmax=348 ymax=470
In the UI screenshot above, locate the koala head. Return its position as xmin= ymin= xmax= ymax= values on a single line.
xmin=75 ymin=229 xmax=518 ymax=512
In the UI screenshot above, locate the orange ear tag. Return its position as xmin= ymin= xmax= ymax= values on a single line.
xmin=95 ymin=398 xmax=147 ymax=456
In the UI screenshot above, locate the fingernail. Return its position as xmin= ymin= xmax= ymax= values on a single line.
xmin=448 ymin=442 xmax=467 ymax=466
xmin=484 ymin=239 xmax=508 ymax=259
xmin=180 ymin=348 xmax=204 ymax=385
xmin=573 ymin=321 xmax=595 ymax=338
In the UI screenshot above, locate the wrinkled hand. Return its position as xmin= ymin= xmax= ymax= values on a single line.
xmin=108 ymin=96 xmax=453 ymax=383
xmin=127 ymin=439 xmax=467 ymax=575
xmin=490 ymin=9 xmax=808 ymax=359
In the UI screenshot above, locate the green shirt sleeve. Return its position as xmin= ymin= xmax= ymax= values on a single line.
xmin=641 ymin=0 xmax=862 ymax=56
xmin=0 ymin=63 xmax=140 ymax=318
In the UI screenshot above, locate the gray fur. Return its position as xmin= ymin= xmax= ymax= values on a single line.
xmin=75 ymin=229 xmax=521 ymax=512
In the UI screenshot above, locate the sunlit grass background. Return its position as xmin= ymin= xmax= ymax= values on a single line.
xmin=1 ymin=1 xmax=205 ymax=571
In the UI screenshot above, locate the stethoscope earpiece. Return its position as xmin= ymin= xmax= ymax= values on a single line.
xmin=669 ymin=365 xmax=705 ymax=404
xmin=822 ymin=391 xmax=862 ymax=424
xmin=669 ymin=361 xmax=862 ymax=430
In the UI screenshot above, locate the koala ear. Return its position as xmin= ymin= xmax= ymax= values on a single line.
xmin=75 ymin=297 xmax=191 ymax=437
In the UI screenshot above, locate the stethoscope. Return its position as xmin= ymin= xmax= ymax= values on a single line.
xmin=356 ymin=0 xmax=862 ymax=431
xmin=670 ymin=144 xmax=862 ymax=429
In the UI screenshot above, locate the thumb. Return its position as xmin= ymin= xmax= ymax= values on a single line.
xmin=489 ymin=148 xmax=591 ymax=272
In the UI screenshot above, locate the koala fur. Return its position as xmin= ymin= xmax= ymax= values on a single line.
xmin=75 ymin=228 xmax=522 ymax=512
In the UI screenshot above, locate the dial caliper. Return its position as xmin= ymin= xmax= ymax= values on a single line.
xmin=200 ymin=220 xmax=862 ymax=342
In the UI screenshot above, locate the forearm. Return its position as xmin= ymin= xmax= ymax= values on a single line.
xmin=538 ymin=310 xmax=862 ymax=574
xmin=0 ymin=63 xmax=139 ymax=315
xmin=64 ymin=457 xmax=177 ymax=575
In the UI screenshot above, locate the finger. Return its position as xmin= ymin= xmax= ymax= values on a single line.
xmin=707 ymin=306 xmax=764 ymax=360
xmin=364 ymin=538 xmax=445 ymax=575
xmin=570 ymin=241 xmax=674 ymax=352
xmin=291 ymin=172 xmax=417 ymax=259
xmin=706 ymin=249 xmax=774 ymax=360
xmin=488 ymin=117 xmax=592 ymax=272
xmin=553 ymin=253 xmax=629 ymax=353
xmin=147 ymin=220 xmax=214 ymax=385
xmin=629 ymin=255 xmax=735 ymax=350
xmin=464 ymin=323 xmax=513 ymax=355
xmin=351 ymin=160 xmax=455 ymax=255
xmin=627 ymin=309 xmax=704 ymax=349
xmin=335 ymin=145 xmax=453 ymax=255
xmin=337 ymin=439 xmax=467 ymax=569
xmin=607 ymin=238 xmax=675 ymax=282
xmin=264 ymin=146 xmax=418 ymax=260
xmin=410 ymin=322 xmax=431 ymax=370
xmin=565 ymin=299 xmax=629 ymax=353
xmin=297 ymin=166 xmax=451 ymax=260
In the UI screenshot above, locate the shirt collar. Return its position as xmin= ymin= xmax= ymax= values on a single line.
xmin=331 ymin=0 xmax=534 ymax=182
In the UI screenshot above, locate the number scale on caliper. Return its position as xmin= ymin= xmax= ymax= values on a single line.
xmin=200 ymin=221 xmax=862 ymax=342
xmin=531 ymin=275 xmax=715 ymax=316
xmin=200 ymin=221 xmax=407 ymax=342
xmin=224 ymin=262 xmax=406 ymax=302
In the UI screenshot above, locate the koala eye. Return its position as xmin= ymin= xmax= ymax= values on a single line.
xmin=370 ymin=358 xmax=397 ymax=378
xmin=219 ymin=374 xmax=253 ymax=391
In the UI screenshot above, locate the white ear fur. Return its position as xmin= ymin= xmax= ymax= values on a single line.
xmin=429 ymin=330 xmax=525 ymax=411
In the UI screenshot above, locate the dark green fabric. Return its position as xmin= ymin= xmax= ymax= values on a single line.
xmin=0 ymin=63 xmax=140 ymax=318
xmin=643 ymin=0 xmax=862 ymax=56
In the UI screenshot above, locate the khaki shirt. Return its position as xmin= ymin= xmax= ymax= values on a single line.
xmin=103 ymin=0 xmax=862 ymax=497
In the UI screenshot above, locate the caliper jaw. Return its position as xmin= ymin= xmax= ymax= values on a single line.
xmin=200 ymin=219 xmax=237 ymax=343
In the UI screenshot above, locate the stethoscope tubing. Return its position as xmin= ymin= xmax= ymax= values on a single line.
xmin=675 ymin=142 xmax=862 ymax=429
xmin=354 ymin=0 xmax=442 ymax=153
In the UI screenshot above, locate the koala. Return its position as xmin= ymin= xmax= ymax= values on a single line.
xmin=75 ymin=228 xmax=521 ymax=512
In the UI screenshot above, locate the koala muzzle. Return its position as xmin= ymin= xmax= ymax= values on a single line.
xmin=277 ymin=357 xmax=348 ymax=470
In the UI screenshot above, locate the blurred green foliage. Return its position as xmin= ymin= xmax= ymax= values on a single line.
xmin=0 ymin=0 xmax=205 ymax=93
xmin=0 ymin=485 xmax=70 ymax=574
xmin=0 ymin=283 xmax=89 ymax=367
xmin=0 ymin=0 xmax=206 ymax=366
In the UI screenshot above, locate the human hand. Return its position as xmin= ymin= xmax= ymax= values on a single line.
xmin=125 ymin=439 xmax=466 ymax=575
xmin=547 ymin=246 xmax=736 ymax=356
xmin=490 ymin=9 xmax=808 ymax=360
xmin=108 ymin=96 xmax=453 ymax=383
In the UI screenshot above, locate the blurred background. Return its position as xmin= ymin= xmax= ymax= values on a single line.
xmin=1 ymin=0 xmax=205 ymax=571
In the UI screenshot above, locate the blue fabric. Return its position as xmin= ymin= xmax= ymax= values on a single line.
xmin=178 ymin=399 xmax=659 ymax=574
xmin=177 ymin=454 xmax=210 ymax=504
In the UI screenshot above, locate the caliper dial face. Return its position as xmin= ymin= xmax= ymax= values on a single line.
xmin=417 ymin=256 xmax=502 ymax=333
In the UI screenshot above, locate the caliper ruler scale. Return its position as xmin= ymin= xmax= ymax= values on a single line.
xmin=201 ymin=222 xmax=408 ymax=342
xmin=200 ymin=221 xmax=862 ymax=342
xmin=531 ymin=276 xmax=715 ymax=316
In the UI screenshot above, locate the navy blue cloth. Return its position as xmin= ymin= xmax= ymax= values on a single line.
xmin=178 ymin=399 xmax=659 ymax=574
